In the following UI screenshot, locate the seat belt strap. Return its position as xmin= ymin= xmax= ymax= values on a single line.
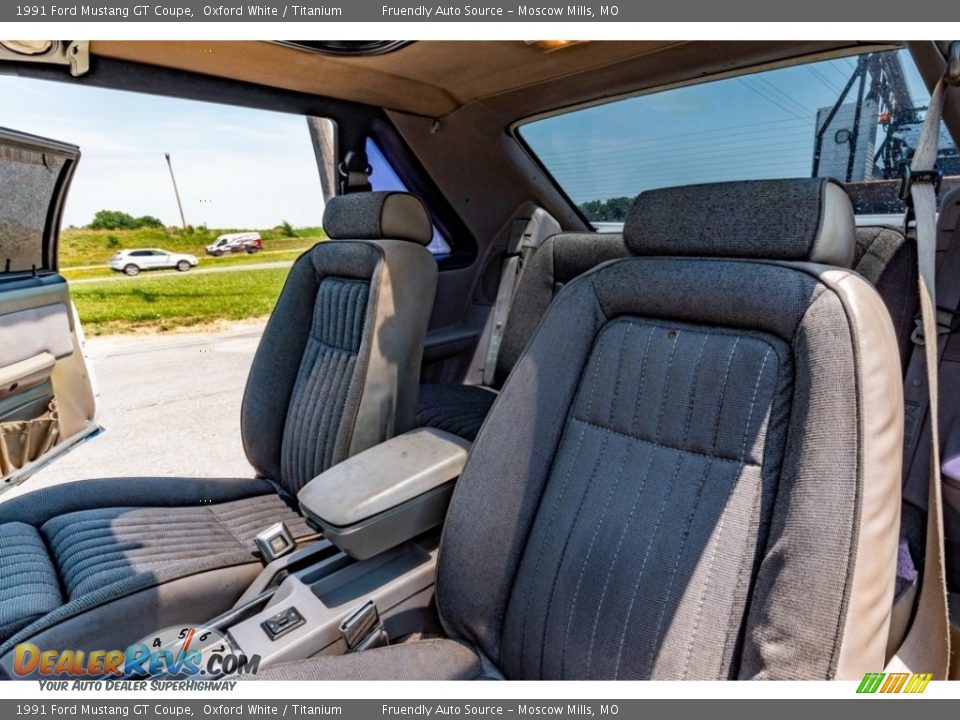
xmin=886 ymin=52 xmax=957 ymax=678
xmin=483 ymin=217 xmax=528 ymax=386
xmin=482 ymin=209 xmax=561 ymax=386
xmin=902 ymin=190 xmax=960 ymax=508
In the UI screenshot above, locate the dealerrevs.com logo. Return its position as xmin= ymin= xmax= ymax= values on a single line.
xmin=14 ymin=626 xmax=260 ymax=684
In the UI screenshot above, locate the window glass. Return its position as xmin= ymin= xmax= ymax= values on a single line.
xmin=0 ymin=143 xmax=66 ymax=272
xmin=519 ymin=48 xmax=960 ymax=226
xmin=366 ymin=138 xmax=452 ymax=256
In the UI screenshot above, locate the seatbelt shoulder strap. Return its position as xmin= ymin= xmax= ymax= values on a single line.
xmin=887 ymin=45 xmax=959 ymax=678
xmin=482 ymin=209 xmax=561 ymax=386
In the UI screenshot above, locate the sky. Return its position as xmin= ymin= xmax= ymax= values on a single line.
xmin=0 ymin=76 xmax=326 ymax=229
xmin=521 ymin=48 xmax=953 ymax=205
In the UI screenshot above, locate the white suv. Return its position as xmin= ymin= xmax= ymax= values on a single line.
xmin=108 ymin=248 xmax=199 ymax=276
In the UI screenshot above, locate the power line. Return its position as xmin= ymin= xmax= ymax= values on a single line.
xmin=751 ymin=75 xmax=812 ymax=118
xmin=541 ymin=127 xmax=815 ymax=169
xmin=531 ymin=117 xmax=810 ymax=161
xmin=737 ymin=78 xmax=810 ymax=122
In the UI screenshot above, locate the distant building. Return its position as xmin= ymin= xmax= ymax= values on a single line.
xmin=813 ymin=99 xmax=879 ymax=182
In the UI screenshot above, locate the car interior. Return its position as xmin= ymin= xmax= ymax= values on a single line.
xmin=0 ymin=39 xmax=958 ymax=681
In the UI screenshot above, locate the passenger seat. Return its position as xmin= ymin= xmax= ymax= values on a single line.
xmin=0 ymin=191 xmax=437 ymax=655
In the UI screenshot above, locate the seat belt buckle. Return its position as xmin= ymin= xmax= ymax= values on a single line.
xmin=339 ymin=600 xmax=388 ymax=652
xmin=254 ymin=521 xmax=296 ymax=565
xmin=911 ymin=307 xmax=960 ymax=345
xmin=899 ymin=166 xmax=943 ymax=205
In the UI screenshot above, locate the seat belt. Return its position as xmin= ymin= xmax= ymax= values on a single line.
xmin=482 ymin=208 xmax=561 ymax=386
xmin=901 ymin=187 xmax=960 ymax=508
xmin=886 ymin=45 xmax=959 ymax=679
xmin=338 ymin=149 xmax=372 ymax=195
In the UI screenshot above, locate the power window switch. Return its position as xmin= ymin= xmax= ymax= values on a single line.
xmin=261 ymin=606 xmax=304 ymax=640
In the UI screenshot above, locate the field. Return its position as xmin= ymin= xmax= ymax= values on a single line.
xmin=72 ymin=266 xmax=293 ymax=336
xmin=59 ymin=226 xmax=323 ymax=267
xmin=61 ymin=226 xmax=321 ymax=335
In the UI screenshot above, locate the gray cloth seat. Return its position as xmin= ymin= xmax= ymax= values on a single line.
xmin=416 ymin=233 xmax=628 ymax=440
xmin=250 ymin=639 xmax=494 ymax=681
xmin=0 ymin=191 xmax=438 ymax=657
xmin=414 ymin=383 xmax=498 ymax=442
xmin=852 ymin=225 xmax=919 ymax=372
xmin=256 ymin=178 xmax=903 ymax=680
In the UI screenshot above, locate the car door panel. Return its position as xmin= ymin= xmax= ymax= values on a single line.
xmin=0 ymin=128 xmax=99 ymax=489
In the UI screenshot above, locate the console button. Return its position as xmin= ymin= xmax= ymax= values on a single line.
xmin=261 ymin=606 xmax=305 ymax=640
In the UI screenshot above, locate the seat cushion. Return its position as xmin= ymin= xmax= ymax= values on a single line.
xmin=248 ymin=639 xmax=493 ymax=681
xmin=415 ymin=383 xmax=497 ymax=442
xmin=0 ymin=523 xmax=64 ymax=639
xmin=41 ymin=493 xmax=311 ymax=600
xmin=0 ymin=477 xmax=311 ymax=652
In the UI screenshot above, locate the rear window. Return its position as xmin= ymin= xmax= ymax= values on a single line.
xmin=0 ymin=140 xmax=70 ymax=273
xmin=519 ymin=48 xmax=960 ymax=227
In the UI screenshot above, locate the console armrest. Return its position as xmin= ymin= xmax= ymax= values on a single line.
xmin=298 ymin=428 xmax=470 ymax=559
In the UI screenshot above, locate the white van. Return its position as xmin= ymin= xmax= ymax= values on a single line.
xmin=205 ymin=232 xmax=263 ymax=256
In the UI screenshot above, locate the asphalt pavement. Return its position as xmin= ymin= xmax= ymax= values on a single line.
xmin=2 ymin=322 xmax=266 ymax=500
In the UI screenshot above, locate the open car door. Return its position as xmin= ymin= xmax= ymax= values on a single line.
xmin=0 ymin=127 xmax=98 ymax=492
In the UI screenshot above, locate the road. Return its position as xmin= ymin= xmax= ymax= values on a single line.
xmin=3 ymin=323 xmax=266 ymax=500
xmin=64 ymin=247 xmax=308 ymax=272
xmin=70 ymin=259 xmax=294 ymax=284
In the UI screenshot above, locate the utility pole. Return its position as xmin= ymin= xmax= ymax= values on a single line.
xmin=164 ymin=152 xmax=188 ymax=230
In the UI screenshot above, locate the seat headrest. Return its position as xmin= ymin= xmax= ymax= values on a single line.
xmin=623 ymin=178 xmax=856 ymax=267
xmin=323 ymin=191 xmax=433 ymax=246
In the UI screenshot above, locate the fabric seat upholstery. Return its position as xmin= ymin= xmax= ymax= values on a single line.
xmin=255 ymin=178 xmax=903 ymax=680
xmin=852 ymin=225 xmax=918 ymax=371
xmin=249 ymin=639 xmax=494 ymax=681
xmin=416 ymin=233 xmax=628 ymax=440
xmin=0 ymin=191 xmax=438 ymax=658
xmin=414 ymin=383 xmax=497 ymax=442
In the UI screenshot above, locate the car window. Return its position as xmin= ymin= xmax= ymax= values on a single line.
xmin=366 ymin=138 xmax=452 ymax=256
xmin=518 ymin=48 xmax=960 ymax=226
xmin=0 ymin=140 xmax=68 ymax=273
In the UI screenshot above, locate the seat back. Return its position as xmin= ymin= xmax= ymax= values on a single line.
xmin=437 ymin=179 xmax=903 ymax=680
xmin=499 ymin=225 xmax=917 ymax=388
xmin=241 ymin=192 xmax=437 ymax=494
xmin=492 ymin=232 xmax=628 ymax=388
xmin=853 ymin=225 xmax=918 ymax=372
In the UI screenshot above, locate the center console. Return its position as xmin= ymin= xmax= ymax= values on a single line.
xmin=221 ymin=428 xmax=471 ymax=668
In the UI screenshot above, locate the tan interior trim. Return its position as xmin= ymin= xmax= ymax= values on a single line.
xmin=0 ymin=353 xmax=55 ymax=398
xmin=87 ymin=41 xmax=874 ymax=122
xmin=789 ymin=264 xmax=903 ymax=678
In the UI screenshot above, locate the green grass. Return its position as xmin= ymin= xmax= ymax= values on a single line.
xmin=59 ymin=226 xmax=325 ymax=269
xmin=73 ymin=266 xmax=291 ymax=335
